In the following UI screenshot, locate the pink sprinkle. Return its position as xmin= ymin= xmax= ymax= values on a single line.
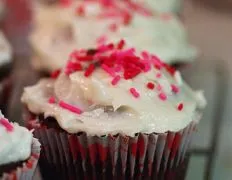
xmin=101 ymin=64 xmax=115 ymax=77
xmin=156 ymin=73 xmax=162 ymax=78
xmin=130 ymin=88 xmax=140 ymax=98
xmin=157 ymin=84 xmax=162 ymax=91
xmin=48 ymin=97 xmax=56 ymax=104
xmin=111 ymin=75 xmax=121 ymax=85
xmin=171 ymin=84 xmax=180 ymax=94
xmin=96 ymin=35 xmax=107 ymax=45
xmin=158 ymin=92 xmax=167 ymax=101
xmin=59 ymin=101 xmax=82 ymax=115
xmin=0 ymin=118 xmax=14 ymax=132
xmin=177 ymin=103 xmax=184 ymax=111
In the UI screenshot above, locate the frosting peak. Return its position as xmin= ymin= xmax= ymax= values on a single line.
xmin=0 ymin=112 xmax=33 ymax=166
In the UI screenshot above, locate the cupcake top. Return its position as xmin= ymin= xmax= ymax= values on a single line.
xmin=0 ymin=31 xmax=12 ymax=66
xmin=30 ymin=0 xmax=196 ymax=72
xmin=22 ymin=42 xmax=206 ymax=136
xmin=0 ymin=112 xmax=33 ymax=166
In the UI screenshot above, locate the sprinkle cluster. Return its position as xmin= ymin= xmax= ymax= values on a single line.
xmin=51 ymin=40 xmax=184 ymax=112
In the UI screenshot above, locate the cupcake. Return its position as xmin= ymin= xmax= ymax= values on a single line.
xmin=30 ymin=0 xmax=196 ymax=74
xmin=0 ymin=31 xmax=12 ymax=114
xmin=22 ymin=41 xmax=206 ymax=179
xmin=0 ymin=111 xmax=40 ymax=180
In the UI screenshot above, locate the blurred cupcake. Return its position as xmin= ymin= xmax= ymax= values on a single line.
xmin=0 ymin=31 xmax=12 ymax=114
xmin=0 ymin=111 xmax=40 ymax=180
xmin=30 ymin=0 xmax=196 ymax=74
xmin=22 ymin=41 xmax=206 ymax=179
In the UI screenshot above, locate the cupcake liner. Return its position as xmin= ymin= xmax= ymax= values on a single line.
xmin=0 ymin=138 xmax=41 ymax=180
xmin=30 ymin=119 xmax=197 ymax=179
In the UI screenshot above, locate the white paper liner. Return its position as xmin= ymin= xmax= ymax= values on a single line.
xmin=0 ymin=138 xmax=41 ymax=180
xmin=31 ymin=120 xmax=197 ymax=179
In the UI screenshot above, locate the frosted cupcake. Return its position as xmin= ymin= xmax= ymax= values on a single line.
xmin=30 ymin=0 xmax=196 ymax=73
xmin=22 ymin=41 xmax=206 ymax=179
xmin=0 ymin=111 xmax=40 ymax=180
xmin=0 ymin=31 xmax=12 ymax=114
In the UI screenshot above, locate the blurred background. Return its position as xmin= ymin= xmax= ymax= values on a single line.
xmin=1 ymin=0 xmax=232 ymax=179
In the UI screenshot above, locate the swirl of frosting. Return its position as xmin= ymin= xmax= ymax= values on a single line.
xmin=30 ymin=0 xmax=196 ymax=72
xmin=22 ymin=41 xmax=206 ymax=136
xmin=0 ymin=112 xmax=33 ymax=166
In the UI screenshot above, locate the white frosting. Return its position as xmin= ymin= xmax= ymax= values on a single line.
xmin=0 ymin=31 xmax=12 ymax=66
xmin=30 ymin=0 xmax=196 ymax=72
xmin=140 ymin=0 xmax=182 ymax=13
xmin=22 ymin=50 xmax=205 ymax=136
xmin=0 ymin=112 xmax=33 ymax=166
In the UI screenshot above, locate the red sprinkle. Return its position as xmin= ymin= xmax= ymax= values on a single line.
xmin=101 ymin=64 xmax=115 ymax=77
xmin=130 ymin=88 xmax=140 ymax=98
xmin=123 ymin=12 xmax=132 ymax=25
xmin=59 ymin=101 xmax=82 ymax=114
xmin=0 ymin=118 xmax=14 ymax=132
xmin=147 ymin=82 xmax=155 ymax=90
xmin=177 ymin=103 xmax=184 ymax=111
xmin=48 ymin=97 xmax=56 ymax=104
xmin=111 ymin=75 xmax=121 ymax=85
xmin=76 ymin=5 xmax=85 ymax=16
xmin=158 ymin=92 xmax=167 ymax=101
xmin=163 ymin=64 xmax=176 ymax=76
xmin=84 ymin=64 xmax=95 ymax=77
xmin=117 ymin=39 xmax=125 ymax=50
xmin=51 ymin=69 xmax=61 ymax=79
xmin=171 ymin=84 xmax=180 ymax=94
xmin=154 ymin=64 xmax=162 ymax=70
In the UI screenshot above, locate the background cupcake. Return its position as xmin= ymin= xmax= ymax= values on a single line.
xmin=22 ymin=41 xmax=206 ymax=179
xmin=0 ymin=111 xmax=40 ymax=180
xmin=30 ymin=0 xmax=196 ymax=74
xmin=0 ymin=31 xmax=12 ymax=114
